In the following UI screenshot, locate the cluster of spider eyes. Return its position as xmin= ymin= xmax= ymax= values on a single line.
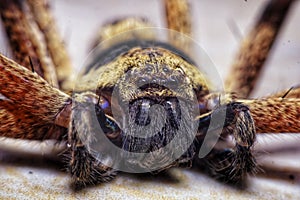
xmin=127 ymin=64 xmax=186 ymax=89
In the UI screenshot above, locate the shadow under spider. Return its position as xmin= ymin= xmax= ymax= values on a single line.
xmin=121 ymin=170 xmax=183 ymax=184
xmin=0 ymin=149 xmax=64 ymax=172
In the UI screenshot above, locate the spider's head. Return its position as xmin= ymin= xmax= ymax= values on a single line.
xmin=72 ymin=45 xmax=210 ymax=174
xmin=110 ymin=47 xmax=201 ymax=172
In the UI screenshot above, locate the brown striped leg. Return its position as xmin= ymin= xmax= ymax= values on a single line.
xmin=164 ymin=0 xmax=191 ymax=52
xmin=0 ymin=53 xmax=70 ymax=140
xmin=0 ymin=0 xmax=59 ymax=87
xmin=238 ymin=98 xmax=300 ymax=133
xmin=197 ymin=102 xmax=256 ymax=183
xmin=26 ymin=0 xmax=74 ymax=91
xmin=198 ymin=93 xmax=300 ymax=134
xmin=0 ymin=52 xmax=121 ymax=186
xmin=0 ymin=52 xmax=119 ymax=187
xmin=225 ymin=0 xmax=295 ymax=98
xmin=196 ymin=94 xmax=300 ymax=182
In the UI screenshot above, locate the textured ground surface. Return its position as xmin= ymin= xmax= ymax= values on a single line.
xmin=1 ymin=0 xmax=300 ymax=199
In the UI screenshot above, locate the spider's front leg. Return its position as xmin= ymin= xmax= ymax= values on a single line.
xmin=66 ymin=92 xmax=121 ymax=188
xmin=196 ymin=95 xmax=256 ymax=184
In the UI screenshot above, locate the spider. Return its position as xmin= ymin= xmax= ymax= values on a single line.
xmin=0 ymin=0 xmax=299 ymax=192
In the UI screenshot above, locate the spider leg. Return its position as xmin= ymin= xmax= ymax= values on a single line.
xmin=164 ymin=0 xmax=191 ymax=52
xmin=0 ymin=0 xmax=73 ymax=90
xmin=68 ymin=135 xmax=117 ymax=189
xmin=0 ymin=53 xmax=119 ymax=187
xmin=237 ymin=98 xmax=300 ymax=133
xmin=67 ymin=92 xmax=121 ymax=188
xmin=198 ymin=93 xmax=300 ymax=133
xmin=196 ymin=101 xmax=257 ymax=183
xmin=26 ymin=0 xmax=74 ymax=91
xmin=0 ymin=0 xmax=58 ymax=87
xmin=224 ymin=0 xmax=295 ymax=98
xmin=0 ymin=53 xmax=70 ymax=140
xmin=68 ymin=132 xmax=117 ymax=189
xmin=195 ymin=93 xmax=300 ymax=182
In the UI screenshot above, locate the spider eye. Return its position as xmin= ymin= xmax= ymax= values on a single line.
xmin=99 ymin=96 xmax=110 ymax=110
xmin=95 ymin=104 xmax=119 ymax=134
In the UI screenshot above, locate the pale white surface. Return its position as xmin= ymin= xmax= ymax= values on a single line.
xmin=0 ymin=0 xmax=300 ymax=199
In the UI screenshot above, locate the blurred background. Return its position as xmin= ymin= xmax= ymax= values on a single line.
xmin=0 ymin=0 xmax=300 ymax=199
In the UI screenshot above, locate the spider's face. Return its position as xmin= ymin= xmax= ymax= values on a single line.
xmin=107 ymin=47 xmax=200 ymax=171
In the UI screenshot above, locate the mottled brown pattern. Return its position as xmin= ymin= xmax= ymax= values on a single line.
xmin=239 ymin=98 xmax=300 ymax=133
xmin=225 ymin=0 xmax=295 ymax=98
xmin=200 ymin=93 xmax=300 ymax=133
xmin=0 ymin=54 xmax=69 ymax=139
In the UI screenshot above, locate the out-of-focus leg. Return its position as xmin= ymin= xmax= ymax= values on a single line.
xmin=0 ymin=0 xmax=59 ymax=87
xmin=164 ymin=0 xmax=191 ymax=52
xmin=225 ymin=0 xmax=295 ymax=98
xmin=26 ymin=0 xmax=74 ymax=90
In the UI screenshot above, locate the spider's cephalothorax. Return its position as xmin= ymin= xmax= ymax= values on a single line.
xmin=94 ymin=44 xmax=202 ymax=172
xmin=70 ymin=38 xmax=206 ymax=182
